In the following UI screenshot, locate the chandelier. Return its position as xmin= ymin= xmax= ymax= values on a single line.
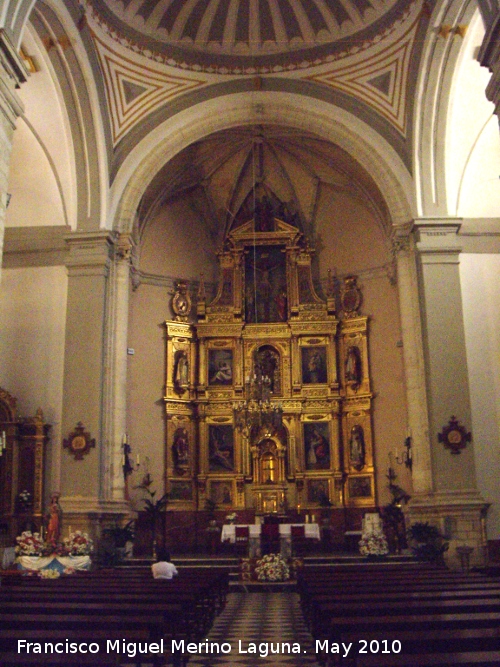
xmin=233 ymin=373 xmax=283 ymax=435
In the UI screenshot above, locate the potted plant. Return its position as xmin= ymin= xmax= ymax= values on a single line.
xmin=407 ymin=522 xmax=449 ymax=565
xmin=134 ymin=474 xmax=168 ymax=558
xmin=102 ymin=520 xmax=135 ymax=562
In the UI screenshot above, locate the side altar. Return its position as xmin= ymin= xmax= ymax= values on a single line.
xmin=161 ymin=204 xmax=376 ymax=546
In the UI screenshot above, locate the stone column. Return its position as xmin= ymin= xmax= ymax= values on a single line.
xmin=60 ymin=231 xmax=129 ymax=529
xmin=0 ymin=31 xmax=26 ymax=281
xmin=392 ymin=225 xmax=433 ymax=495
xmin=407 ymin=219 xmax=488 ymax=568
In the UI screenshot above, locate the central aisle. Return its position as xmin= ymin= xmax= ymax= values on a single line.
xmin=188 ymin=591 xmax=321 ymax=667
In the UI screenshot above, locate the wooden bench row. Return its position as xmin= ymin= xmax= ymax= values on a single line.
xmin=298 ymin=564 xmax=500 ymax=667
xmin=0 ymin=567 xmax=230 ymax=667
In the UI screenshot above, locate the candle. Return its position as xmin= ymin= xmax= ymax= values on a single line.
xmin=122 ymin=433 xmax=127 ymax=445
xmin=2 ymin=431 xmax=6 ymax=449
xmin=40 ymin=526 xmax=44 ymax=539
xmin=136 ymin=454 xmax=140 ymax=465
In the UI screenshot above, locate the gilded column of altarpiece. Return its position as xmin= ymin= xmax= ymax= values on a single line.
xmin=164 ymin=216 xmax=375 ymax=513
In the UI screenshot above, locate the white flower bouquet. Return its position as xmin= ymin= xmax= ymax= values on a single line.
xmin=358 ymin=531 xmax=389 ymax=557
xmin=226 ymin=512 xmax=237 ymax=523
xmin=15 ymin=531 xmax=45 ymax=556
xmin=63 ymin=530 xmax=94 ymax=556
xmin=255 ymin=553 xmax=290 ymax=581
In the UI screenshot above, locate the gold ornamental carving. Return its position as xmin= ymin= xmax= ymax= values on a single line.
xmin=171 ymin=280 xmax=192 ymax=322
xmin=341 ymin=275 xmax=362 ymax=318
xmin=163 ymin=210 xmax=376 ymax=511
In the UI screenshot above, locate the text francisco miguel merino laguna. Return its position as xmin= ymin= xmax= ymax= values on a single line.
xmin=17 ymin=639 xmax=355 ymax=659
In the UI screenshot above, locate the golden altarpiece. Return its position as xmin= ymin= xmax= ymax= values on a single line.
xmin=164 ymin=214 xmax=376 ymax=517
xmin=0 ymin=387 xmax=50 ymax=543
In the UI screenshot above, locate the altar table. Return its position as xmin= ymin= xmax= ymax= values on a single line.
xmin=221 ymin=523 xmax=320 ymax=543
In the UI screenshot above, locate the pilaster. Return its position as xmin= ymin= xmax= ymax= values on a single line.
xmin=60 ymin=232 xmax=128 ymax=519
xmin=408 ymin=219 xmax=488 ymax=568
xmin=415 ymin=220 xmax=477 ymax=493
xmin=99 ymin=233 xmax=134 ymax=505
xmin=392 ymin=224 xmax=433 ymax=495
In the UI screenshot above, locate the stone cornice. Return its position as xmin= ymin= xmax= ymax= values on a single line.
xmin=64 ymin=230 xmax=114 ymax=277
xmin=3 ymin=225 xmax=69 ymax=267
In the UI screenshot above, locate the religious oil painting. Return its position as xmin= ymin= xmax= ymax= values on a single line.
xmin=301 ymin=346 xmax=327 ymax=384
xmin=210 ymin=481 xmax=232 ymax=506
xmin=348 ymin=476 xmax=372 ymax=498
xmin=208 ymin=349 xmax=233 ymax=386
xmin=304 ymin=421 xmax=331 ymax=470
xmin=169 ymin=480 xmax=193 ymax=501
xmin=244 ymin=245 xmax=287 ymax=323
xmin=307 ymin=478 xmax=330 ymax=504
xmin=208 ymin=425 xmax=234 ymax=472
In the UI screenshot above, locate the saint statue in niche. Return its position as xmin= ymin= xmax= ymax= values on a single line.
xmin=172 ymin=427 xmax=189 ymax=471
xmin=345 ymin=345 xmax=362 ymax=387
xmin=349 ymin=424 xmax=366 ymax=470
xmin=174 ymin=351 xmax=189 ymax=390
xmin=254 ymin=346 xmax=280 ymax=394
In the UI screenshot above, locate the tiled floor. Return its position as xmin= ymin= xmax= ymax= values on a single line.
xmin=188 ymin=591 xmax=321 ymax=667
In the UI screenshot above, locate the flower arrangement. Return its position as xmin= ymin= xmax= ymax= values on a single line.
xmin=63 ymin=531 xmax=93 ymax=556
xmin=18 ymin=489 xmax=32 ymax=506
xmin=15 ymin=531 xmax=44 ymax=556
xmin=226 ymin=512 xmax=237 ymax=523
xmin=39 ymin=568 xmax=60 ymax=579
xmin=255 ymin=553 xmax=290 ymax=582
xmin=358 ymin=531 xmax=389 ymax=557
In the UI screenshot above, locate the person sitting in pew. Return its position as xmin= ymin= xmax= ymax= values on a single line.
xmin=151 ymin=549 xmax=178 ymax=580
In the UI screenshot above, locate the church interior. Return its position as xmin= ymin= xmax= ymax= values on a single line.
xmin=1 ymin=0 xmax=500 ymax=662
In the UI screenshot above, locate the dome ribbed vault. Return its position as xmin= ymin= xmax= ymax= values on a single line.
xmin=90 ymin=0 xmax=408 ymax=68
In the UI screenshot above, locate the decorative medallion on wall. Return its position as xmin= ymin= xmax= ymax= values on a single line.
xmin=63 ymin=422 xmax=96 ymax=460
xmin=438 ymin=416 xmax=471 ymax=455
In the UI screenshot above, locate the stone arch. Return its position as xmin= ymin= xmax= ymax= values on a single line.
xmin=112 ymin=91 xmax=415 ymax=235
xmin=4 ymin=0 xmax=108 ymax=230
xmin=413 ymin=0 xmax=480 ymax=216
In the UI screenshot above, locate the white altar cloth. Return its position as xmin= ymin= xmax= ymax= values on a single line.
xmin=16 ymin=555 xmax=91 ymax=571
xmin=221 ymin=523 xmax=320 ymax=543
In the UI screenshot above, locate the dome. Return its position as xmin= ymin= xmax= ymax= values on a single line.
xmin=90 ymin=0 xmax=409 ymax=70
